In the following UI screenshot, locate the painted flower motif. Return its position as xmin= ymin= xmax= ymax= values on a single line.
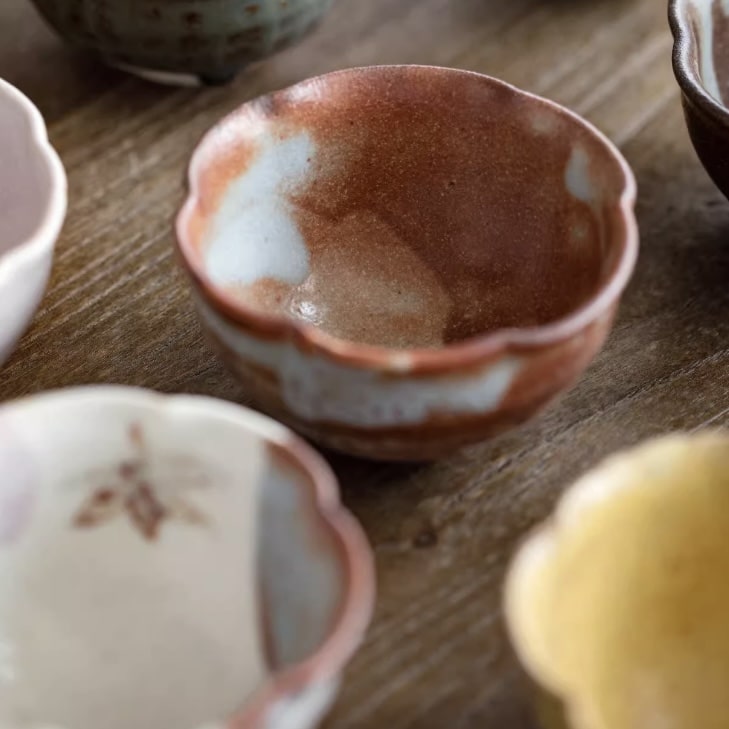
xmin=73 ymin=423 xmax=210 ymax=540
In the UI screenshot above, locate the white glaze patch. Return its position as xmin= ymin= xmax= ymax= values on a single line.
xmin=262 ymin=680 xmax=338 ymax=729
xmin=565 ymin=146 xmax=594 ymax=203
xmin=204 ymin=132 xmax=315 ymax=288
xmin=198 ymin=299 xmax=522 ymax=428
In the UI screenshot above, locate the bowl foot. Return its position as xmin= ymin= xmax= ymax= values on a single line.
xmin=107 ymin=59 xmax=203 ymax=87
xmin=106 ymin=59 xmax=236 ymax=87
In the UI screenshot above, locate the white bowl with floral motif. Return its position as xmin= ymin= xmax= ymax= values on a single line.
xmin=0 ymin=386 xmax=374 ymax=729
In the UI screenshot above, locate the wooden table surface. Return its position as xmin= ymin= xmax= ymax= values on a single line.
xmin=2 ymin=0 xmax=729 ymax=726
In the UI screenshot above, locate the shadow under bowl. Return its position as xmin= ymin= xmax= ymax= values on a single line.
xmin=670 ymin=0 xmax=729 ymax=200
xmin=176 ymin=65 xmax=638 ymax=461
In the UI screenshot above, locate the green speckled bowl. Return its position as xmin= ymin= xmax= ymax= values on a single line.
xmin=29 ymin=0 xmax=334 ymax=85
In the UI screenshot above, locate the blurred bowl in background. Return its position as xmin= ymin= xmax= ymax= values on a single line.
xmin=670 ymin=0 xmax=729 ymax=200
xmin=0 ymin=77 xmax=66 ymax=368
xmin=506 ymin=431 xmax=729 ymax=729
xmin=28 ymin=0 xmax=335 ymax=86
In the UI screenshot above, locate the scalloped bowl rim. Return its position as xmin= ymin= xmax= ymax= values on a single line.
xmin=669 ymin=0 xmax=729 ymax=124
xmin=0 ymin=385 xmax=376 ymax=729
xmin=0 ymin=77 xmax=66 ymax=290
xmin=175 ymin=64 xmax=639 ymax=375
xmin=504 ymin=430 xmax=729 ymax=727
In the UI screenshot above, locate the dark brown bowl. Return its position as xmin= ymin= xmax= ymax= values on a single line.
xmin=670 ymin=0 xmax=729 ymax=199
xmin=175 ymin=65 xmax=638 ymax=461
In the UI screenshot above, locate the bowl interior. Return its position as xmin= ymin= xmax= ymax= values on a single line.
xmin=0 ymin=391 xmax=347 ymax=729
xmin=181 ymin=66 xmax=630 ymax=350
xmin=508 ymin=435 xmax=729 ymax=729
xmin=0 ymin=84 xmax=56 ymax=258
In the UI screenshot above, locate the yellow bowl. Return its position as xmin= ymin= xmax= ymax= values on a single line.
xmin=505 ymin=432 xmax=729 ymax=729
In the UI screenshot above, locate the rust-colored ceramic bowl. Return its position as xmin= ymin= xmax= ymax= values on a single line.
xmin=670 ymin=0 xmax=729 ymax=199
xmin=505 ymin=432 xmax=729 ymax=729
xmin=175 ymin=65 xmax=638 ymax=461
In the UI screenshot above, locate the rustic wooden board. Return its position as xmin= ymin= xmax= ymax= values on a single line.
xmin=1 ymin=0 xmax=728 ymax=726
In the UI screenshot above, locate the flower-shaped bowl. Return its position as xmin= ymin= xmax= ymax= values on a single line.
xmin=0 ymin=77 xmax=66 ymax=367
xmin=505 ymin=432 xmax=729 ymax=729
xmin=0 ymin=386 xmax=374 ymax=729
xmin=175 ymin=65 xmax=638 ymax=461
xmin=28 ymin=0 xmax=334 ymax=86
xmin=670 ymin=0 xmax=729 ymax=199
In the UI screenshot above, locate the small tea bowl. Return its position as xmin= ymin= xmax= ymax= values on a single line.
xmin=0 ymin=386 xmax=374 ymax=729
xmin=0 ymin=78 xmax=66 ymax=367
xmin=28 ymin=0 xmax=334 ymax=86
xmin=505 ymin=432 xmax=729 ymax=729
xmin=175 ymin=65 xmax=638 ymax=461
xmin=670 ymin=0 xmax=729 ymax=199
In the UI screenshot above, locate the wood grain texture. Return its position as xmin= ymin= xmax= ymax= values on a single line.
xmin=1 ymin=0 xmax=728 ymax=727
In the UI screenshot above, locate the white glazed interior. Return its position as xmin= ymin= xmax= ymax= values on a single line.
xmin=0 ymin=388 xmax=349 ymax=729
xmin=0 ymin=78 xmax=66 ymax=365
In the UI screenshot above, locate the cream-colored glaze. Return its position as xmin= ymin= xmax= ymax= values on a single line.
xmin=204 ymin=132 xmax=314 ymax=291
xmin=506 ymin=433 xmax=729 ymax=729
xmin=197 ymin=295 xmax=522 ymax=428
xmin=0 ymin=389 xmax=274 ymax=729
xmin=261 ymin=679 xmax=339 ymax=729
xmin=565 ymin=146 xmax=595 ymax=204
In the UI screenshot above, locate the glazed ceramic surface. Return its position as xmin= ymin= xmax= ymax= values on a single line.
xmin=0 ymin=387 xmax=373 ymax=729
xmin=176 ymin=65 xmax=638 ymax=461
xmin=670 ymin=0 xmax=729 ymax=199
xmin=0 ymin=78 xmax=66 ymax=368
xmin=505 ymin=432 xmax=729 ymax=729
xmin=29 ymin=0 xmax=334 ymax=85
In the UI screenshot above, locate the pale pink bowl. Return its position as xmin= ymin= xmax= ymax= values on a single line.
xmin=0 ymin=77 xmax=66 ymax=367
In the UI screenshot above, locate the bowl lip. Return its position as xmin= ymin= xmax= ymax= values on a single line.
xmin=0 ymin=385 xmax=375 ymax=729
xmin=175 ymin=64 xmax=639 ymax=376
xmin=0 ymin=77 xmax=67 ymax=289
xmin=669 ymin=0 xmax=729 ymax=125
xmin=503 ymin=430 xmax=729 ymax=722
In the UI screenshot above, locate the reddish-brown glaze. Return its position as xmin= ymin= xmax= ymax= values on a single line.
xmin=177 ymin=66 xmax=637 ymax=458
xmin=189 ymin=67 xmax=625 ymax=350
